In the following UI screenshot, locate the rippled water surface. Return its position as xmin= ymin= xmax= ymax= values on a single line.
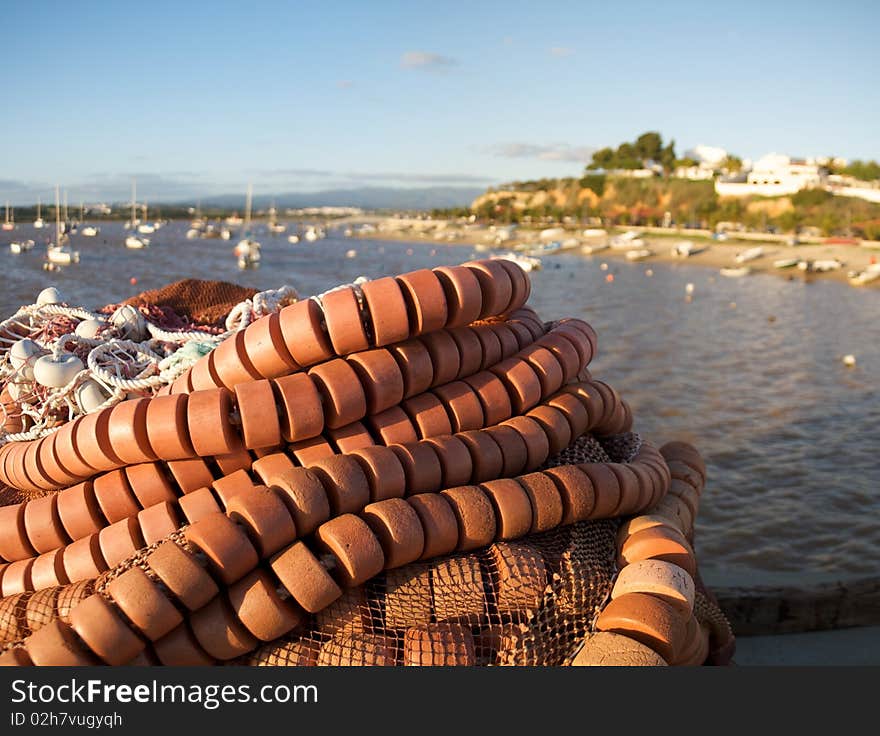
xmin=1 ymin=222 xmax=878 ymax=587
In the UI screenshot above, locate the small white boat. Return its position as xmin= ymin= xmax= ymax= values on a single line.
xmin=287 ymin=234 xmax=300 ymax=244
xmin=848 ymin=263 xmax=880 ymax=286
xmin=798 ymin=259 xmax=843 ymax=273
xmin=235 ymin=240 xmax=261 ymax=269
xmin=2 ymin=201 xmax=14 ymax=231
xmin=10 ymin=239 xmax=35 ymax=254
xmin=626 ymin=248 xmax=653 ymax=261
xmin=226 ymin=214 xmax=244 ymax=226
xmin=773 ymin=258 xmax=800 ymax=269
xmin=46 ymin=245 xmax=80 ymax=264
xmin=491 ymin=252 xmax=542 ymax=272
xmin=81 ymin=226 xmax=99 ymax=237
xmin=33 ymin=197 xmax=44 ymax=228
xmin=581 ymin=242 xmax=609 ymax=255
xmin=125 ymin=235 xmax=149 ymax=249
xmin=345 ymin=249 xmax=357 ymax=259
xmin=137 ymin=223 xmax=155 ymax=234
xmin=610 ymin=230 xmax=643 ymax=250
xmin=304 ymin=226 xmax=325 ymax=242
xmin=343 ymin=228 xmax=353 ymax=237
xmin=185 ymin=228 xmax=200 ymax=239
xmin=268 ymin=223 xmax=286 ymax=234
xmin=582 ymin=228 xmax=607 ymax=239
xmin=671 ymin=241 xmax=706 ymax=257
xmin=720 ymin=266 xmax=751 ymax=277
xmin=735 ymin=246 xmax=764 ymax=264
xmin=219 ymin=228 xmax=232 ymax=241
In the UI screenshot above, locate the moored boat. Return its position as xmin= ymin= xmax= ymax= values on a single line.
xmin=720 ymin=266 xmax=751 ymax=277
xmin=625 ymin=248 xmax=653 ymax=261
xmin=735 ymin=246 xmax=764 ymax=263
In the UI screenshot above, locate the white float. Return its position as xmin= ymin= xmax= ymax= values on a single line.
xmin=110 ymin=305 xmax=147 ymax=340
xmin=36 ymin=287 xmax=64 ymax=306
xmin=33 ymin=353 xmax=84 ymax=388
xmin=75 ymin=319 xmax=106 ymax=339
xmin=9 ymin=339 xmax=45 ymax=381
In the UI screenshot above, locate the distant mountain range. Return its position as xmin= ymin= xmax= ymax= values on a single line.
xmin=187 ymin=186 xmax=484 ymax=211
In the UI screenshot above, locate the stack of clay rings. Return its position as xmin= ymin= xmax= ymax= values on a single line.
xmin=0 ymin=259 xmax=692 ymax=666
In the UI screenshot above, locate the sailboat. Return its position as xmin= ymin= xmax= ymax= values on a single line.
xmin=33 ymin=196 xmax=45 ymax=228
xmin=2 ymin=201 xmax=13 ymax=231
xmin=125 ymin=180 xmax=149 ymax=248
xmin=46 ymin=186 xmax=80 ymax=265
xmin=234 ymin=184 xmax=261 ymax=269
xmin=9 ymin=239 xmax=35 ymax=254
xmin=137 ymin=202 xmax=156 ymax=234
xmin=80 ymin=202 xmax=99 ymax=236
xmin=267 ymin=201 xmax=286 ymax=233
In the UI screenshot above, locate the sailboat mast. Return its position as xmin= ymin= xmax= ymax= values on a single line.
xmin=245 ymin=184 xmax=253 ymax=230
xmin=131 ymin=179 xmax=136 ymax=226
xmin=37 ymin=196 xmax=41 ymax=219
xmin=63 ymin=190 xmax=68 ymax=222
xmin=55 ymin=185 xmax=61 ymax=240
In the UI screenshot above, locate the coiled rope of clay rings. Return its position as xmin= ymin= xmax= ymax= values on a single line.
xmin=1 ymin=431 xmax=688 ymax=666
xmin=0 ymin=376 xmax=632 ymax=586
xmin=0 ymin=261 xmax=553 ymax=493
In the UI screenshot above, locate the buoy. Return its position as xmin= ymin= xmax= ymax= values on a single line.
xmin=110 ymin=304 xmax=147 ymax=340
xmin=645 ymin=269 xmax=653 ymax=277
xmin=729 ymin=302 xmax=737 ymax=309
xmin=130 ymin=277 xmax=138 ymax=285
xmin=600 ymin=263 xmax=608 ymax=271
xmin=685 ymin=283 xmax=694 ymax=294
xmin=606 ymin=274 xmax=614 ymax=283
xmin=75 ymin=379 xmax=111 ymax=413
xmin=9 ymin=339 xmax=45 ymax=381
xmin=36 ymin=286 xmax=63 ymax=306
xmin=75 ymin=319 xmax=105 ymax=339
xmin=843 ymin=354 xmax=856 ymax=367
xmin=345 ymin=249 xmax=357 ymax=259
xmin=33 ymin=353 xmax=84 ymax=388
xmin=406 ymin=248 xmax=414 ymax=256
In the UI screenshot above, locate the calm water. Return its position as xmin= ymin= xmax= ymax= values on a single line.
xmin=1 ymin=222 xmax=878 ymax=588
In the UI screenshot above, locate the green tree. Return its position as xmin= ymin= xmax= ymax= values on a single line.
xmin=722 ymin=155 xmax=743 ymax=173
xmin=587 ymin=147 xmax=616 ymax=170
xmin=843 ymin=160 xmax=880 ymax=181
xmin=634 ymin=131 xmax=663 ymax=161
xmin=659 ymin=140 xmax=677 ymax=174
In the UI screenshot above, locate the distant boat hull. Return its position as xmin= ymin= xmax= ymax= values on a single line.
xmin=720 ymin=266 xmax=751 ymax=277
xmin=46 ymin=246 xmax=80 ymax=264
xmin=125 ymin=236 xmax=149 ymax=249
xmin=626 ymin=248 xmax=653 ymax=261
xmin=81 ymin=226 xmax=99 ymax=237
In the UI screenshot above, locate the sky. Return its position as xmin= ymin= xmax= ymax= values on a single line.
xmin=1 ymin=0 xmax=878 ymax=204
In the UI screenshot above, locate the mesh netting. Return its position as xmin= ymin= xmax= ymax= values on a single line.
xmin=117 ymin=278 xmax=259 ymax=327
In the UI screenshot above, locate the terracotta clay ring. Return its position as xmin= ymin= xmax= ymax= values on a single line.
xmin=145 ymin=393 xmax=194 ymax=460
xmin=526 ymin=405 xmax=572 ymax=456
xmin=362 ymin=498 xmax=426 ymax=568
xmin=227 ymin=568 xmax=304 ymax=642
xmin=289 ymin=436 xmax=335 ymax=466
xmin=0 ymin=503 xmax=37 ymax=562
xmin=322 ymin=286 xmax=370 ymax=355
xmin=389 ymin=340 xmax=434 ymax=398
xmin=313 ymin=514 xmax=385 ymax=588
xmin=1 ymin=558 xmax=34 ymax=596
xmin=403 ymin=392 xmax=453 ymax=439
xmin=271 ymin=372 xmax=324 ymax=443
xmin=270 ymin=540 xmax=342 ymax=613
xmin=138 ymin=501 xmax=182 ymax=546
xmin=488 ymin=323 xmax=520 ymax=361
xmin=170 ymin=370 xmax=194 ymax=395
xmin=214 ymin=446 xmax=254 ymax=475
xmin=188 ymin=349 xmax=220 ymax=392
xmin=491 ymin=358 xmax=542 ymax=414
xmin=433 ymin=265 xmax=483 ymax=327
xmin=30 ymin=549 xmax=70 ymax=590
xmin=210 ymin=330 xmax=262 ymax=390
xmin=484 ymin=425 xmax=529 ymax=478
xmin=607 ymin=463 xmax=643 ymax=516
xmin=23 ymin=494 xmax=69 ymax=554
xmin=501 ymin=416 xmax=551 ymax=472
xmin=184 ymin=512 xmax=259 ymax=585
xmin=361 ymin=277 xmax=410 ymax=347
xmin=348 ymin=446 xmax=407 ymax=502
xmin=24 ymin=620 xmax=99 ymax=666
xmin=542 ymin=465 xmax=596 ymax=524
xmin=369 ymin=406 xmax=418 ymax=445
xmin=419 ymin=330 xmax=461 ymax=387
xmin=211 ymin=468 xmax=256 ymax=507
xmin=93 ymin=469 xmax=141 ymax=524
xmin=628 ymin=463 xmax=658 ymax=514
xmin=24 ymin=438 xmax=54 ymax=490
xmin=516 ymin=472 xmax=564 ymax=533
xmin=98 ymin=517 xmax=145 ymax=568
xmin=472 ymin=325 xmax=503 ymax=370
xmin=234 ymin=380 xmax=282 ymax=449
xmin=611 ymin=558 xmax=696 ymax=615
xmin=447 ymin=326 xmax=484 ymax=379
xmin=271 ymin=468 xmax=332 ymax=536
xmin=278 ymin=298 xmax=335 ymax=367
xmin=347 ymin=349 xmax=405 ymax=415
xmin=579 ymin=463 xmax=622 ymax=519
xmin=546 ymin=392 xmax=591 ymax=440
xmin=388 ymin=442 xmax=443 ymax=494
xmin=62 ymin=534 xmax=107 ymax=583
xmin=423 ymin=435 xmax=474 ymax=489
xmin=555 ymin=323 xmax=593 ymax=367
xmin=479 ymin=478 xmax=533 ymax=540
xmin=35 ymin=432 xmax=80 ymax=488
xmin=520 ymin=346 xmax=564 ymax=398
xmin=619 ymin=526 xmax=696 ymax=577
xmin=177 ymin=486 xmax=222 ymax=524
xmin=186 ymin=388 xmax=242 ymax=457
xmin=396 ymin=269 xmax=449 ymax=335
xmin=243 ymin=311 xmax=299 ymax=379
xmin=308 ymin=359 xmax=367 ymax=430
xmin=190 ymin=596 xmax=258 ymax=661
xmin=147 ymin=540 xmax=219 ymax=611
xmin=463 ymin=371 xmax=512 ymax=427
xmin=407 ymin=494 xmax=460 ymax=560
xmin=506 ymin=320 xmax=535 ymax=350
xmin=432 ymin=381 xmax=484 ymax=433
xmin=456 ymin=430 xmax=504 ymax=483
xmin=166 ymin=457 xmax=215 ymax=494
xmin=464 ymin=260 xmax=514 ymax=318
xmin=328 ymin=422 xmax=375 ymax=454
xmin=440 ymin=485 xmax=496 ymax=552
xmin=595 ymin=591 xmax=687 ymax=665
xmin=492 ymin=258 xmax=530 ymax=313
xmin=56 ymin=481 xmax=105 ymax=541
xmin=53 ymin=420 xmax=98 ymax=478
xmin=536 ymin=333 xmax=581 ymax=382
xmin=75 ymin=410 xmax=124 ymax=474
xmin=308 ymin=455 xmax=371 ymax=516
xmin=105 ymin=566 xmax=183 ymax=643
xmin=70 ymin=594 xmax=145 ymax=665
xmin=251 ymin=452 xmax=297 ymax=487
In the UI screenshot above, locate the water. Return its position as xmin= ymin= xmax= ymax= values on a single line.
xmin=1 ymin=222 xmax=878 ymax=588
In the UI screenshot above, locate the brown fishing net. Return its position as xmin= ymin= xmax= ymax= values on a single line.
xmin=119 ymin=278 xmax=259 ymax=327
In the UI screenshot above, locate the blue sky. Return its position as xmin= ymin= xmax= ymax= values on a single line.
xmin=2 ymin=0 xmax=877 ymax=203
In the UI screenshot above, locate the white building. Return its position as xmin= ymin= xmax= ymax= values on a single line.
xmin=674 ymin=144 xmax=729 ymax=180
xmin=716 ymin=153 xmax=825 ymax=197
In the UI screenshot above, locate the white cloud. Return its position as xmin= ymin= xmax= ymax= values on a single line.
xmin=550 ymin=46 xmax=574 ymax=57
xmin=400 ymin=51 xmax=458 ymax=69
xmin=486 ymin=142 xmax=595 ymax=163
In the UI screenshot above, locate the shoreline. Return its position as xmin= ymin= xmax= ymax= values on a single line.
xmin=354 ymin=226 xmax=880 ymax=288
